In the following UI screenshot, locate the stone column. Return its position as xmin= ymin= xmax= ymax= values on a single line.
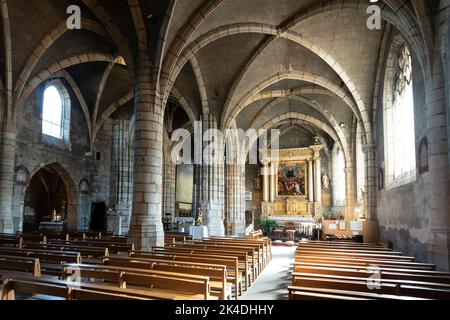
xmin=111 ymin=120 xmax=133 ymax=235
xmin=314 ymin=156 xmax=322 ymax=203
xmin=225 ymin=163 xmax=235 ymax=233
xmin=0 ymin=129 xmax=15 ymax=233
xmin=344 ymin=166 xmax=356 ymax=221
xmin=307 ymin=159 xmax=314 ymax=203
xmin=269 ymin=162 xmax=276 ymax=202
xmin=226 ymin=163 xmax=246 ymax=236
xmin=163 ymin=155 xmax=176 ymax=218
xmin=128 ymin=59 xmax=164 ymax=250
xmin=311 ymin=145 xmax=323 ymax=217
xmin=426 ymin=41 xmax=450 ymax=270
xmin=192 ymin=164 xmax=201 ymax=217
xmin=363 ymin=144 xmax=377 ymax=220
xmin=201 ymin=113 xmax=225 ymax=236
xmin=262 ymin=162 xmax=269 ymax=202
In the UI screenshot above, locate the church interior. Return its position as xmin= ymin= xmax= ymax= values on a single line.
xmin=0 ymin=0 xmax=450 ymax=302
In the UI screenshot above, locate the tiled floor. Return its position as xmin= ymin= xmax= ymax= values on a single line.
xmin=241 ymin=246 xmax=296 ymax=300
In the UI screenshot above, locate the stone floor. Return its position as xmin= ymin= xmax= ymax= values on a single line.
xmin=241 ymin=246 xmax=296 ymax=300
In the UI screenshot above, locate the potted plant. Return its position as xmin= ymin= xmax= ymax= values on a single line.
xmin=258 ymin=219 xmax=279 ymax=236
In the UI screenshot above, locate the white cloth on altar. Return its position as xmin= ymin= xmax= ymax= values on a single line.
xmin=189 ymin=226 xmax=209 ymax=240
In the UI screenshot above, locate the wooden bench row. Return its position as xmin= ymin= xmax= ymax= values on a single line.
xmin=102 ymin=257 xmax=232 ymax=299
xmin=1 ymin=234 xmax=270 ymax=300
xmin=0 ymin=256 xmax=221 ymax=300
xmin=0 ymin=274 xmax=179 ymax=300
xmin=290 ymin=241 xmax=450 ymax=300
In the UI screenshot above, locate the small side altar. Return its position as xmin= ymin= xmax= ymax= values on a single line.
xmin=39 ymin=221 xmax=66 ymax=232
xmin=39 ymin=210 xmax=66 ymax=232
xmin=189 ymin=226 xmax=209 ymax=240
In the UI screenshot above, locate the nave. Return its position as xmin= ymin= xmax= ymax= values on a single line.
xmin=1 ymin=231 xmax=450 ymax=300
xmin=0 ymin=0 xmax=449 ymax=304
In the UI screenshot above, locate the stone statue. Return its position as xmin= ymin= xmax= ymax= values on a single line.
xmin=322 ymin=172 xmax=330 ymax=190
xmin=313 ymin=135 xmax=321 ymax=145
xmin=359 ymin=189 xmax=367 ymax=219
xmin=254 ymin=177 xmax=261 ymax=191
xmin=196 ymin=208 xmax=203 ymax=226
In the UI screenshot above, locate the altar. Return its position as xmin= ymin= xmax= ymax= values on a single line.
xmin=189 ymin=226 xmax=209 ymax=240
xmin=261 ymin=145 xmax=324 ymax=220
xmin=39 ymin=221 xmax=66 ymax=233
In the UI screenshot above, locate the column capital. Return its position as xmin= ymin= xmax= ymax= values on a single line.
xmin=310 ymin=144 xmax=323 ymax=156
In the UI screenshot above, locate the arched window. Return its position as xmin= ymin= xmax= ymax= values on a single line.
xmin=42 ymin=86 xmax=63 ymax=139
xmin=384 ymin=44 xmax=416 ymax=188
xmin=41 ymin=80 xmax=71 ymax=148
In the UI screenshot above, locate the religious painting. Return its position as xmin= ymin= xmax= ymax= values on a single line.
xmin=176 ymin=164 xmax=194 ymax=204
xmin=276 ymin=162 xmax=307 ymax=197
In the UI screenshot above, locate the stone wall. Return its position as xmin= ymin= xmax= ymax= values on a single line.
xmin=12 ymin=83 xmax=112 ymax=232
xmin=375 ymin=32 xmax=431 ymax=263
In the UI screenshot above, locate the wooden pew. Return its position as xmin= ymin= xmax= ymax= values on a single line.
xmin=164 ymin=234 xmax=193 ymax=244
xmin=0 ymin=255 xmax=41 ymax=277
xmin=292 ymin=240 xmax=449 ymax=300
xmin=123 ymin=273 xmax=212 ymax=300
xmin=209 ymin=236 xmax=272 ymax=263
xmin=21 ymin=242 xmax=109 ymax=258
xmin=196 ymin=239 xmax=266 ymax=271
xmin=166 ymin=243 xmax=256 ymax=284
xmin=61 ymin=264 xmax=214 ymax=300
xmin=297 ymin=246 xmax=405 ymax=256
xmin=296 ymin=249 xmax=415 ymax=261
xmin=16 ymin=234 xmax=48 ymax=244
xmin=0 ymin=247 xmax=81 ymax=276
xmin=102 ymin=256 xmax=231 ymax=300
xmin=47 ymin=239 xmax=134 ymax=254
xmin=291 ymin=275 xmax=450 ymax=299
xmin=295 ymin=255 xmax=436 ymax=270
xmin=0 ymin=276 xmax=178 ymax=300
xmin=299 ymin=240 xmax=383 ymax=246
xmin=0 ymin=236 xmax=23 ymax=248
xmin=297 ymin=243 xmax=393 ymax=252
xmin=288 ymin=286 xmax=429 ymax=300
xmin=293 ymin=265 xmax=450 ymax=284
xmin=294 ymin=262 xmax=450 ymax=278
xmin=151 ymin=246 xmax=252 ymax=291
xmin=128 ymin=252 xmax=241 ymax=299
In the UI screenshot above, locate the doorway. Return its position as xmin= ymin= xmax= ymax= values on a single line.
xmin=90 ymin=202 xmax=107 ymax=231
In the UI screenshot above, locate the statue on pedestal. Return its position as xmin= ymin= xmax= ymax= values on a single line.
xmin=322 ymin=172 xmax=330 ymax=190
xmin=313 ymin=135 xmax=321 ymax=145
xmin=196 ymin=208 xmax=203 ymax=226
xmin=359 ymin=189 xmax=367 ymax=219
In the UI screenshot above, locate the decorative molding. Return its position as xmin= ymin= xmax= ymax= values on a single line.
xmin=261 ymin=146 xmax=323 ymax=162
